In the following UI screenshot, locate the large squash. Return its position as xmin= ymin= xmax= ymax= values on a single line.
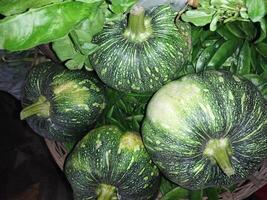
xmin=142 ymin=70 xmax=267 ymax=189
xmin=90 ymin=5 xmax=191 ymax=93
xmin=20 ymin=62 xmax=106 ymax=142
xmin=65 ymin=125 xmax=160 ymax=200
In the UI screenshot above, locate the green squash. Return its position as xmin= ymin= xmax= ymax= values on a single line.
xmin=20 ymin=62 xmax=106 ymax=142
xmin=65 ymin=125 xmax=160 ymax=200
xmin=90 ymin=5 xmax=191 ymax=93
xmin=142 ymin=70 xmax=267 ymax=189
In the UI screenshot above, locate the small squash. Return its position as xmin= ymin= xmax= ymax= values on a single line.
xmin=20 ymin=62 xmax=106 ymax=142
xmin=90 ymin=5 xmax=191 ymax=93
xmin=65 ymin=125 xmax=160 ymax=200
xmin=142 ymin=70 xmax=267 ymax=189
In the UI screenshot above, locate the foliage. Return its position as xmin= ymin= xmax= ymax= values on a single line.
xmin=0 ymin=0 xmax=137 ymax=69
xmin=96 ymin=88 xmax=152 ymax=132
xmin=186 ymin=19 xmax=267 ymax=98
xmin=181 ymin=0 xmax=266 ymax=31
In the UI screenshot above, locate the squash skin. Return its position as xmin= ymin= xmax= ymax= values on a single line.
xmin=64 ymin=125 xmax=160 ymax=200
xmin=142 ymin=70 xmax=267 ymax=189
xmin=21 ymin=62 xmax=106 ymax=142
xmin=90 ymin=5 xmax=191 ymax=93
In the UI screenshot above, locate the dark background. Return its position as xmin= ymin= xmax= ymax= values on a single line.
xmin=0 ymin=91 xmax=73 ymax=200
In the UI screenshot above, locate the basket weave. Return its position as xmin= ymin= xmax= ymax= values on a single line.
xmin=45 ymin=138 xmax=267 ymax=200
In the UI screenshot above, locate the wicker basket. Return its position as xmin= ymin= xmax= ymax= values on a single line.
xmin=45 ymin=138 xmax=267 ymax=200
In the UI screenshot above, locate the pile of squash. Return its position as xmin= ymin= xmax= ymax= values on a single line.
xmin=1 ymin=1 xmax=267 ymax=199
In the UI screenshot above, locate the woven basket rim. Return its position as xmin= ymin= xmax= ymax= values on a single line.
xmin=44 ymin=138 xmax=267 ymax=200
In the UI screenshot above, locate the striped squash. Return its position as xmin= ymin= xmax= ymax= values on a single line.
xmin=142 ymin=70 xmax=267 ymax=189
xmin=90 ymin=5 xmax=191 ymax=93
xmin=65 ymin=125 xmax=160 ymax=200
xmin=20 ymin=62 xmax=106 ymax=142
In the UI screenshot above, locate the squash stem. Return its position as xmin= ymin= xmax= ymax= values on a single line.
xmin=124 ymin=5 xmax=152 ymax=42
xmin=20 ymin=96 xmax=50 ymax=120
xmin=97 ymin=184 xmax=116 ymax=200
xmin=204 ymin=138 xmax=235 ymax=177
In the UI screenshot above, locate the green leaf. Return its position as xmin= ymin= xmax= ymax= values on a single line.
xmin=160 ymin=177 xmax=177 ymax=195
xmin=65 ymin=53 xmax=87 ymax=70
xmin=216 ymin=25 xmax=237 ymax=40
xmin=181 ymin=10 xmax=215 ymax=26
xmin=72 ymin=8 xmax=104 ymax=55
xmin=257 ymin=76 xmax=267 ymax=99
xmin=118 ymin=99 xmax=128 ymax=112
xmin=53 ymin=2 xmax=105 ymax=66
xmin=262 ymin=88 xmax=267 ymax=100
xmin=211 ymin=0 xmax=229 ymax=7
xmin=104 ymin=10 xmax=124 ymax=22
xmin=260 ymin=57 xmax=267 ymax=74
xmin=244 ymin=74 xmax=267 ymax=87
xmin=255 ymin=17 xmax=267 ymax=43
xmin=192 ymin=45 xmax=204 ymax=63
xmin=246 ymin=0 xmax=266 ymax=22
xmin=89 ymin=8 xmax=106 ymax=36
xmin=0 ymin=2 xmax=98 ymax=51
xmin=81 ymin=43 xmax=100 ymax=55
xmin=77 ymin=0 xmax=103 ymax=3
xmin=62 ymin=140 xmax=76 ymax=152
xmin=237 ymin=40 xmax=251 ymax=75
xmin=225 ymin=22 xmax=246 ymax=38
xmin=207 ymin=39 xmax=240 ymax=69
xmin=240 ymin=21 xmax=257 ymax=40
xmin=251 ymin=45 xmax=263 ymax=74
xmin=110 ymin=0 xmax=137 ymax=14
xmin=74 ymin=7 xmax=105 ymax=42
xmin=199 ymin=0 xmax=211 ymax=7
xmin=106 ymin=117 xmax=125 ymax=130
xmin=97 ymin=88 xmax=152 ymax=132
xmin=200 ymin=30 xmax=218 ymax=43
xmin=205 ymin=187 xmax=219 ymax=200
xmin=224 ymin=48 xmax=240 ymax=73
xmin=201 ymin=39 xmax=219 ymax=48
xmin=195 ymin=40 xmax=223 ymax=73
xmin=240 ymin=8 xmax=249 ymax=19
xmin=255 ymin=42 xmax=267 ymax=57
xmin=84 ymin=58 xmax=94 ymax=71
xmin=0 ymin=0 xmax=62 ymax=16
xmin=161 ymin=187 xmax=189 ymax=200
xmin=52 ymin=26 xmax=100 ymax=71
xmin=210 ymin=14 xmax=220 ymax=31
xmin=189 ymin=190 xmax=203 ymax=200
xmin=106 ymin=105 xmax=115 ymax=118
xmin=182 ymin=63 xmax=196 ymax=75
xmin=181 ymin=0 xmax=249 ymax=30
xmin=191 ymin=27 xmax=203 ymax=46
xmin=52 ymin=36 xmax=77 ymax=61
xmin=51 ymin=11 xmax=103 ymax=70
xmin=196 ymin=46 xmax=217 ymax=72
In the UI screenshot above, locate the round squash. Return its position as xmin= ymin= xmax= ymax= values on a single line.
xmin=90 ymin=5 xmax=191 ymax=93
xmin=64 ymin=125 xmax=160 ymax=200
xmin=20 ymin=62 xmax=106 ymax=142
xmin=142 ymin=70 xmax=267 ymax=189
